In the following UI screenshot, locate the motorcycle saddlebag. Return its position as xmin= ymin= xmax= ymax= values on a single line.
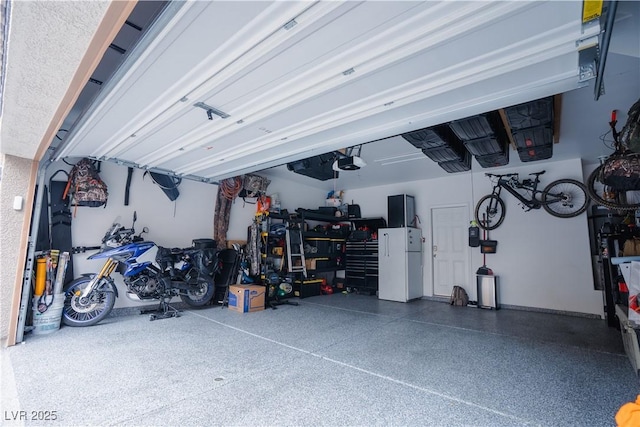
xmin=155 ymin=247 xmax=175 ymax=268
xmin=193 ymin=248 xmax=219 ymax=276
xmin=192 ymin=238 xmax=217 ymax=249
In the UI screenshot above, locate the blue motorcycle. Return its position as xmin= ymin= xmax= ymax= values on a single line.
xmin=62 ymin=213 xmax=219 ymax=326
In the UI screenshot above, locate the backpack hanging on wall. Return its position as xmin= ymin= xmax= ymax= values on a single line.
xmin=238 ymin=174 xmax=271 ymax=198
xmin=63 ymin=158 xmax=108 ymax=208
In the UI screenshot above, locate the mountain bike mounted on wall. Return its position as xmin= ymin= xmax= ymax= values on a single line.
xmin=587 ymin=99 xmax=640 ymax=211
xmin=475 ymin=171 xmax=588 ymax=230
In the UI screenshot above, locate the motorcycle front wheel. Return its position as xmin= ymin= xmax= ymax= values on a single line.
xmin=62 ymin=276 xmax=116 ymax=327
xmin=180 ymin=278 xmax=215 ymax=307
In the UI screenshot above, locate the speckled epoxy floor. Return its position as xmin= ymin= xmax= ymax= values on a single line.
xmin=2 ymin=295 xmax=638 ymax=426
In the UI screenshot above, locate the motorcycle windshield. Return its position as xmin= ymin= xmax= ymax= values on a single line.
xmin=106 ymin=217 xmax=122 ymax=236
xmin=102 ymin=217 xmax=124 ymax=248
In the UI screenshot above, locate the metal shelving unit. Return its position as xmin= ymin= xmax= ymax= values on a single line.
xmin=294 ymin=209 xmax=350 ymax=297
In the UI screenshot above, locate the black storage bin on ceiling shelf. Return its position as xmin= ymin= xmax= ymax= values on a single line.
xmin=513 ymin=125 xmax=553 ymax=149
xmin=449 ymin=112 xmax=503 ymax=141
xmin=504 ymin=97 xmax=554 ymax=131
xmin=420 ymin=131 xmax=467 ymax=163
xmin=286 ymin=153 xmax=337 ymax=181
xmin=475 ymin=150 xmax=509 ymax=168
xmin=438 ymin=152 xmax=471 ymax=173
xmin=463 ymin=137 xmax=505 ymax=157
xmin=401 ymin=124 xmax=455 ymax=150
xmin=518 ymin=145 xmax=553 ymax=162
xmin=422 ymin=145 xmax=466 ymax=163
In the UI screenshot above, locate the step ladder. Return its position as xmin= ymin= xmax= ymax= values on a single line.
xmin=285 ymin=220 xmax=307 ymax=279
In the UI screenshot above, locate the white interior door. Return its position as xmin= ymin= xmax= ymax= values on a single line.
xmin=431 ymin=206 xmax=469 ymax=297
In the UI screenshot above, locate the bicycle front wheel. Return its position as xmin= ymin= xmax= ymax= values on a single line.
xmin=475 ymin=195 xmax=505 ymax=230
xmin=587 ymin=165 xmax=640 ymax=211
xmin=541 ymin=179 xmax=588 ymax=218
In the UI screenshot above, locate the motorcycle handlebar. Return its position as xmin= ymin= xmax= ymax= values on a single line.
xmin=103 ymin=228 xmax=135 ymax=243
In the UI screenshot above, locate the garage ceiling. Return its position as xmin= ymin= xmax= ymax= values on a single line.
xmin=3 ymin=1 xmax=640 ymax=190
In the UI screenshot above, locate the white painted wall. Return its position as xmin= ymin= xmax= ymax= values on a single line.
xmin=346 ymin=157 xmax=603 ymax=317
xmin=46 ymin=160 xmax=326 ymax=308
xmin=44 ymin=158 xmax=601 ymax=316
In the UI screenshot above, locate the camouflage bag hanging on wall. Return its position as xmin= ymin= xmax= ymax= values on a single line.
xmin=600 ymin=153 xmax=640 ymax=191
xmin=239 ymin=174 xmax=271 ymax=198
xmin=63 ymin=158 xmax=108 ymax=208
xmin=603 ymin=98 xmax=640 ymax=190
xmin=620 ymin=98 xmax=640 ymax=153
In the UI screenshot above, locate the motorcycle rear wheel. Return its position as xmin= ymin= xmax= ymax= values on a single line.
xmin=180 ymin=278 xmax=215 ymax=307
xmin=62 ymin=276 xmax=116 ymax=327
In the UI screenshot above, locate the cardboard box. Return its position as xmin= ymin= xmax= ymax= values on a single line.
xmin=305 ymin=258 xmax=317 ymax=270
xmin=228 ymin=285 xmax=265 ymax=313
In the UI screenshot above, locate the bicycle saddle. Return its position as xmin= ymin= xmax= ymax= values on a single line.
xmin=530 ymin=171 xmax=546 ymax=176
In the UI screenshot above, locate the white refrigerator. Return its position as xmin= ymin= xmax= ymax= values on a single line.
xmin=378 ymin=227 xmax=423 ymax=302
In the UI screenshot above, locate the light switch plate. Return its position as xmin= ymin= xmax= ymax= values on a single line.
xmin=13 ymin=196 xmax=23 ymax=211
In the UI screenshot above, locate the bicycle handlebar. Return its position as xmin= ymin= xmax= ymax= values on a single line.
xmin=485 ymin=171 xmax=545 ymax=179
xmin=485 ymin=172 xmax=518 ymax=178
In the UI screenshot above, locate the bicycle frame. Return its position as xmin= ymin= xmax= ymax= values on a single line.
xmin=491 ymin=175 xmax=543 ymax=210
xmin=477 ymin=171 xmax=587 ymax=230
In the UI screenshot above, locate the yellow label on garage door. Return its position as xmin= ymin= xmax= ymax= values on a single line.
xmin=582 ymin=0 xmax=603 ymax=23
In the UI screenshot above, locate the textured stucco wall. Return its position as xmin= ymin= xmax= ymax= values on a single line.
xmin=0 ymin=154 xmax=33 ymax=343
xmin=0 ymin=155 xmax=33 ymax=341
xmin=1 ymin=0 xmax=110 ymax=159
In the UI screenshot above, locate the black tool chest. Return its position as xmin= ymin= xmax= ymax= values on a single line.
xmin=345 ymin=218 xmax=387 ymax=295
xmin=345 ymin=240 xmax=379 ymax=295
